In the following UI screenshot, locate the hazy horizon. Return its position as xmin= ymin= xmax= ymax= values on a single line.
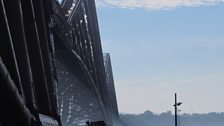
xmin=120 ymin=110 xmax=224 ymax=115
xmin=120 ymin=110 xmax=224 ymax=126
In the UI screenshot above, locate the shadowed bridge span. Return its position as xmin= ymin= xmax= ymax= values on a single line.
xmin=0 ymin=0 xmax=122 ymax=126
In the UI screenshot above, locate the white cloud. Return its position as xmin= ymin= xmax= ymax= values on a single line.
xmin=96 ymin=0 xmax=224 ymax=10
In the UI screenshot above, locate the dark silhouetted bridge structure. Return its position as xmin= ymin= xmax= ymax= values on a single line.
xmin=0 ymin=0 xmax=122 ymax=126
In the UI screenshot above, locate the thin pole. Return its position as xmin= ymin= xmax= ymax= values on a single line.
xmin=178 ymin=111 xmax=181 ymax=126
xmin=175 ymin=93 xmax=177 ymax=126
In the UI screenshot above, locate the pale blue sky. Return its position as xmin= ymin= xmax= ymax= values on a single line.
xmin=96 ymin=0 xmax=224 ymax=114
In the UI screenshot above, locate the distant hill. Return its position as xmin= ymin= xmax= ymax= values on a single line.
xmin=120 ymin=110 xmax=224 ymax=126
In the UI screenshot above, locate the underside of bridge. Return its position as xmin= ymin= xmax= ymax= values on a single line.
xmin=0 ymin=0 xmax=122 ymax=126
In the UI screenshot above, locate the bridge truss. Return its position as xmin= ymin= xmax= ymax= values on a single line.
xmin=0 ymin=0 xmax=121 ymax=126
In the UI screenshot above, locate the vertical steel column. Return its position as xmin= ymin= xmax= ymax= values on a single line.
xmin=0 ymin=0 xmax=24 ymax=98
xmin=3 ymin=0 xmax=37 ymax=113
xmin=77 ymin=10 xmax=90 ymax=70
xmin=84 ymin=0 xmax=113 ymax=124
xmin=20 ymin=1 xmax=55 ymax=123
xmin=34 ymin=0 xmax=61 ymax=121
xmin=83 ymin=0 xmax=101 ymax=91
xmin=0 ymin=59 xmax=33 ymax=126
xmin=74 ymin=23 xmax=82 ymax=55
xmin=76 ymin=14 xmax=86 ymax=63
xmin=31 ymin=0 xmax=52 ymax=116
xmin=79 ymin=4 xmax=93 ymax=74
xmin=104 ymin=54 xmax=119 ymax=121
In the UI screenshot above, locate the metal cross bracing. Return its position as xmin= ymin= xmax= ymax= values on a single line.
xmin=54 ymin=0 xmax=123 ymax=125
xmin=0 ymin=0 xmax=122 ymax=126
xmin=103 ymin=53 xmax=120 ymax=126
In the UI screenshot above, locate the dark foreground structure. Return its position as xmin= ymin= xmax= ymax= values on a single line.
xmin=0 ymin=0 xmax=122 ymax=126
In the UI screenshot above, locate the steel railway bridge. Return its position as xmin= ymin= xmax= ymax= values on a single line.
xmin=0 ymin=0 xmax=122 ymax=126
